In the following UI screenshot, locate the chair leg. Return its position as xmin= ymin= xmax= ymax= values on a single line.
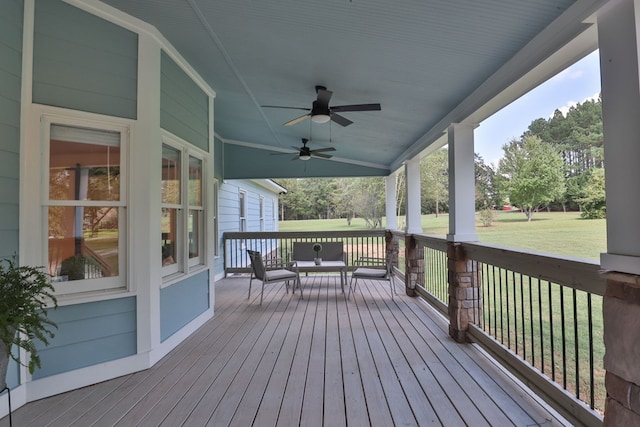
xmin=260 ymin=281 xmax=265 ymax=305
xmin=390 ymin=276 xmax=394 ymax=299
xmin=348 ymin=277 xmax=357 ymax=300
xmin=248 ymin=277 xmax=253 ymax=300
xmin=297 ymin=276 xmax=303 ymax=298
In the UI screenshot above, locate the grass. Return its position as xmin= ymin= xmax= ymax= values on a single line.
xmin=280 ymin=211 xmax=606 ymax=260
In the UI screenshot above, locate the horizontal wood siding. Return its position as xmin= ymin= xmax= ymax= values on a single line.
xmin=0 ymin=0 xmax=22 ymax=261
xmin=32 ymin=297 xmax=137 ymax=379
xmin=160 ymin=270 xmax=209 ymax=341
xmin=160 ymin=52 xmax=209 ymax=151
xmin=32 ymin=0 xmax=138 ymax=118
xmin=216 ymin=180 xmax=281 ymax=275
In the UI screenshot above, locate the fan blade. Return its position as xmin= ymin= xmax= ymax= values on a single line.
xmin=312 ymin=152 xmax=333 ymax=159
xmin=330 ymin=113 xmax=353 ymax=127
xmin=262 ymin=105 xmax=310 ymax=111
xmin=316 ymin=87 xmax=333 ymax=107
xmin=284 ymin=114 xmax=310 ymax=126
xmin=330 ymin=103 xmax=381 ymax=112
xmin=310 ymin=147 xmax=336 ymax=153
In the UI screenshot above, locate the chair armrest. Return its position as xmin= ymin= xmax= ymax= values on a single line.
xmin=264 ymin=257 xmax=287 ymax=269
xmin=355 ymin=256 xmax=386 ymax=267
xmin=287 ymin=260 xmax=299 ymax=272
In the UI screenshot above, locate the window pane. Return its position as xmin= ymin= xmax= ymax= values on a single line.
xmin=49 ymin=126 xmax=120 ymax=201
xmin=162 ymin=207 xmax=178 ymax=266
xmin=189 ymin=156 xmax=202 ymax=206
xmin=188 ymin=209 xmax=201 ymax=259
xmin=48 ymin=206 xmax=119 ymax=281
xmin=162 ymin=145 xmax=181 ymax=205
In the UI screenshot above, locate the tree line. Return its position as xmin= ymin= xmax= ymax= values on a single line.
xmin=276 ymin=96 xmax=605 ymax=225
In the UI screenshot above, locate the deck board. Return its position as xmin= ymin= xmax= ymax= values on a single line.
xmin=0 ymin=275 xmax=571 ymax=427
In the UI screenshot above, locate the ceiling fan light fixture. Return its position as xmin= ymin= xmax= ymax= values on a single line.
xmin=311 ymin=114 xmax=331 ymax=124
xmin=299 ymin=154 xmax=311 ymax=161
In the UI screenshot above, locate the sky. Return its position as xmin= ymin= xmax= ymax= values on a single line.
xmin=474 ymin=50 xmax=602 ymax=166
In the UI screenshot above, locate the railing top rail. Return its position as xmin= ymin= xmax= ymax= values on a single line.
xmin=412 ymin=234 xmax=448 ymax=251
xmin=463 ymin=241 xmax=604 ymax=296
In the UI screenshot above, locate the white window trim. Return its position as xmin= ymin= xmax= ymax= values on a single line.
xmin=34 ymin=107 xmax=131 ymax=298
xmin=259 ymin=196 xmax=265 ymax=231
xmin=161 ymin=132 xmax=208 ymax=280
xmin=239 ymin=189 xmax=247 ymax=232
xmin=213 ymin=179 xmax=220 ymax=258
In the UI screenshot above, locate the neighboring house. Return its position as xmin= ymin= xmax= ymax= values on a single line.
xmin=213 ymin=178 xmax=285 ymax=280
xmin=0 ymin=0 xmax=286 ymax=411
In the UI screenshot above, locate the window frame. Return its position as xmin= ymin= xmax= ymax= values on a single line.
xmin=259 ymin=196 xmax=265 ymax=231
xmin=239 ymin=189 xmax=247 ymax=232
xmin=42 ymin=114 xmax=129 ymax=296
xmin=212 ymin=179 xmax=220 ymax=258
xmin=161 ymin=133 xmax=208 ymax=280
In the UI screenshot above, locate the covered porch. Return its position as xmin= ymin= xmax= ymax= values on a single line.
xmin=1 ymin=275 xmax=568 ymax=426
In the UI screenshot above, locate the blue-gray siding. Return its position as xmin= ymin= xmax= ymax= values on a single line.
xmin=0 ymin=0 xmax=22 ymax=261
xmin=32 ymin=0 xmax=138 ymax=119
xmin=161 ymin=52 xmax=209 ymax=152
xmin=32 ymin=297 xmax=137 ymax=379
xmin=160 ymin=271 xmax=209 ymax=341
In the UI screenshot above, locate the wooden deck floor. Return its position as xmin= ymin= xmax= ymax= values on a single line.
xmin=1 ymin=275 xmax=570 ymax=426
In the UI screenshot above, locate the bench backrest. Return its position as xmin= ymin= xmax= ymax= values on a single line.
xmin=292 ymin=242 xmax=344 ymax=262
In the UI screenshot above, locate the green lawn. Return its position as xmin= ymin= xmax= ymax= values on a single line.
xmin=280 ymin=211 xmax=606 ymax=260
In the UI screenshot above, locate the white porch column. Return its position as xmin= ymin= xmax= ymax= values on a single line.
xmin=599 ymin=0 xmax=640 ymax=275
xmin=405 ymin=158 xmax=422 ymax=234
xmin=447 ymin=123 xmax=478 ymax=242
xmin=385 ymin=173 xmax=398 ymax=230
xmin=134 ymin=33 xmax=162 ymax=360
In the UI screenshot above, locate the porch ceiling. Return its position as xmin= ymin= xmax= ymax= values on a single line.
xmin=101 ymin=0 xmax=602 ymax=178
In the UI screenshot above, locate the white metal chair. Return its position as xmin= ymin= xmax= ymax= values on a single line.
xmin=247 ymin=250 xmax=302 ymax=305
xmin=348 ymin=248 xmax=398 ymax=300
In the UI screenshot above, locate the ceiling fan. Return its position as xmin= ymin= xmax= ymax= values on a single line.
xmin=262 ymin=85 xmax=381 ymax=127
xmin=293 ymin=138 xmax=335 ymax=161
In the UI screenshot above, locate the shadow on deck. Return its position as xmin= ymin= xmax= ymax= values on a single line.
xmin=1 ymin=274 xmax=570 ymax=426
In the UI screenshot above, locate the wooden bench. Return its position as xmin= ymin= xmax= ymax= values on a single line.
xmin=291 ymin=242 xmax=347 ymax=292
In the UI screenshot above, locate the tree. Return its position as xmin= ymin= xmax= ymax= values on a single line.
xmin=577 ymin=168 xmax=606 ymax=219
xmin=474 ymin=154 xmax=500 ymax=210
xmin=421 ymin=148 xmax=448 ymax=217
xmin=497 ymin=136 xmax=566 ymax=221
xmin=351 ymin=177 xmax=385 ymax=228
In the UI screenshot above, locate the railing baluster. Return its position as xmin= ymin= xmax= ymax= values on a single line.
xmin=560 ymin=284 xmax=566 ymax=387
xmin=549 ymin=282 xmax=555 ymax=382
xmin=573 ymin=288 xmax=580 ymax=400
xmin=588 ymin=293 xmax=595 ymax=409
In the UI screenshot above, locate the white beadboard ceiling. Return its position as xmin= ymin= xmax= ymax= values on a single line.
xmin=100 ymin=0 xmax=604 ymax=178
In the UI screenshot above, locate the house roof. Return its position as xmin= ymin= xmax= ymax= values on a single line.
xmin=100 ymin=0 xmax=604 ymax=179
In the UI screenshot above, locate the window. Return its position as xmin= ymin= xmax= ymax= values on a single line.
xmin=161 ymin=138 xmax=206 ymax=277
xmin=46 ymin=122 xmax=126 ymax=294
xmin=239 ymin=190 xmax=247 ymax=232
xmin=213 ymin=180 xmax=219 ymax=257
xmin=188 ymin=156 xmax=203 ymax=266
xmin=161 ymin=144 xmax=182 ymax=275
xmin=259 ymin=196 xmax=265 ymax=231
